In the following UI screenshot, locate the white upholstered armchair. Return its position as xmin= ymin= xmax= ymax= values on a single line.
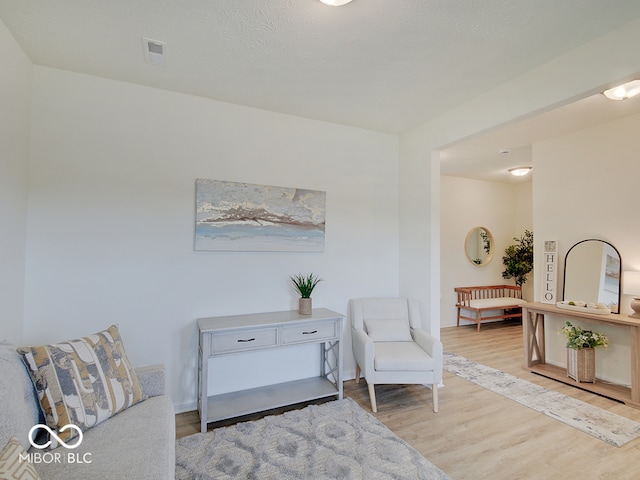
xmin=350 ymin=297 xmax=443 ymax=413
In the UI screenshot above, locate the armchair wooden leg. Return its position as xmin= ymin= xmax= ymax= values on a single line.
xmin=368 ymin=383 xmax=377 ymax=413
xmin=432 ymin=384 xmax=439 ymax=413
xmin=355 ymin=364 xmax=361 ymax=383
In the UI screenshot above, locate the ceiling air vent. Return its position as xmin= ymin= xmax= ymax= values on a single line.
xmin=142 ymin=37 xmax=166 ymax=65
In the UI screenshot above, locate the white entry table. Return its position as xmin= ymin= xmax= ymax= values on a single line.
xmin=197 ymin=308 xmax=344 ymax=432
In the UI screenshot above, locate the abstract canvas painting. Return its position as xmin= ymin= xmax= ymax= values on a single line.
xmin=195 ymin=179 xmax=326 ymax=252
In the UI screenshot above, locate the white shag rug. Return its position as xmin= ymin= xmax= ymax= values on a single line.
xmin=176 ymin=397 xmax=451 ymax=479
xmin=444 ymin=351 xmax=640 ymax=447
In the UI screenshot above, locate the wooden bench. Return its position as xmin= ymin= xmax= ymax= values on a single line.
xmin=455 ymin=285 xmax=526 ymax=331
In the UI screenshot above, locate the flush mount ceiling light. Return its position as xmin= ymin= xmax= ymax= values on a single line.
xmin=318 ymin=0 xmax=353 ymax=5
xmin=603 ymin=80 xmax=640 ymax=100
xmin=508 ymin=166 xmax=532 ymax=177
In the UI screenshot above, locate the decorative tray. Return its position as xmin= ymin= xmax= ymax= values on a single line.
xmin=556 ymin=302 xmax=611 ymax=315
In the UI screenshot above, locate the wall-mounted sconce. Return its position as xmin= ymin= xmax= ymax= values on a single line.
xmin=603 ymin=80 xmax=640 ymax=101
xmin=508 ymin=166 xmax=532 ymax=177
xmin=623 ymin=271 xmax=640 ymax=318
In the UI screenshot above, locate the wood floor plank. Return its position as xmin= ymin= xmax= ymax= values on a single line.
xmin=176 ymin=320 xmax=640 ymax=479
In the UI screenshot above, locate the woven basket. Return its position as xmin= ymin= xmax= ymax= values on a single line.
xmin=567 ymin=347 xmax=596 ymax=383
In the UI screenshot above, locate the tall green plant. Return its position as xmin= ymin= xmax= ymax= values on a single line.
xmin=290 ymin=273 xmax=322 ymax=298
xmin=502 ymin=230 xmax=534 ymax=287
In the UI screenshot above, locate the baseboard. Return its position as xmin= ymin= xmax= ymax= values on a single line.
xmin=175 ymin=401 xmax=197 ymax=414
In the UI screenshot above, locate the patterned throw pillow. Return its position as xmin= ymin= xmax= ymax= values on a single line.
xmin=0 ymin=436 xmax=41 ymax=480
xmin=17 ymin=325 xmax=145 ymax=446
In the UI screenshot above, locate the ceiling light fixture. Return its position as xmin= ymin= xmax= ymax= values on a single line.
xmin=508 ymin=166 xmax=532 ymax=177
xmin=603 ymin=80 xmax=640 ymax=101
xmin=318 ymin=0 xmax=353 ymax=6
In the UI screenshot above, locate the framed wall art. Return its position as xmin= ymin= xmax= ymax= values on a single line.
xmin=195 ymin=179 xmax=326 ymax=252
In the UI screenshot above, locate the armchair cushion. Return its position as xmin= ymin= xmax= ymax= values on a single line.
xmin=364 ymin=318 xmax=412 ymax=342
xmin=373 ymin=342 xmax=435 ymax=371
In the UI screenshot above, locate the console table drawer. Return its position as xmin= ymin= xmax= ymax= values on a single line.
xmin=281 ymin=320 xmax=337 ymax=345
xmin=211 ymin=327 xmax=278 ymax=354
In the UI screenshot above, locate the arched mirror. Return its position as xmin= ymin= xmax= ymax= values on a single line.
xmin=465 ymin=226 xmax=494 ymax=266
xmin=563 ymin=239 xmax=622 ymax=312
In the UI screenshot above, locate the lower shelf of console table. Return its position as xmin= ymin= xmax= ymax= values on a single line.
xmin=204 ymin=377 xmax=339 ymax=423
xmin=528 ymin=363 xmax=635 ymax=406
xmin=197 ymin=308 xmax=344 ymax=432
xmin=523 ymin=302 xmax=640 ymax=409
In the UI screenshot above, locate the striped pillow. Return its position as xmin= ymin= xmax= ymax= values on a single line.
xmin=17 ymin=325 xmax=145 ymax=446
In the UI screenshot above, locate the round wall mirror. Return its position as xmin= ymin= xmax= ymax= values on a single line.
xmin=465 ymin=226 xmax=494 ymax=266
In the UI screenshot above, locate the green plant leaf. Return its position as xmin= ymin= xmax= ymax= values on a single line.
xmin=561 ymin=321 xmax=609 ymax=349
xmin=290 ymin=273 xmax=322 ymax=298
xmin=502 ymin=230 xmax=534 ymax=287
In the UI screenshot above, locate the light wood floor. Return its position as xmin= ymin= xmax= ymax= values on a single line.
xmin=176 ymin=320 xmax=640 ymax=479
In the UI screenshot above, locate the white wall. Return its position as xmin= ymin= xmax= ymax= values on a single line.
xmin=398 ymin=136 xmax=440 ymax=335
xmin=533 ymin=113 xmax=640 ymax=385
xmin=0 ymin=19 xmax=32 ymax=345
xmin=440 ymin=177 xmax=532 ymax=327
xmin=24 ymin=66 xmax=399 ymax=411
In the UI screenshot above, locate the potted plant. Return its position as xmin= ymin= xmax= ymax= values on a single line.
xmin=502 ymin=230 xmax=534 ymax=287
xmin=290 ymin=273 xmax=322 ymax=315
xmin=561 ymin=321 xmax=609 ymax=383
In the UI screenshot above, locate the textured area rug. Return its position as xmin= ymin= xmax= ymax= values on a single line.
xmin=444 ymin=351 xmax=640 ymax=447
xmin=176 ymin=397 xmax=451 ymax=479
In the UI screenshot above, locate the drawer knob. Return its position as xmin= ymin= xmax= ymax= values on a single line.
xmin=237 ymin=338 xmax=256 ymax=343
xmin=302 ymin=330 xmax=318 ymax=335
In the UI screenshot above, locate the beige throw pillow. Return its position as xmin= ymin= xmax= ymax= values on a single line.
xmin=364 ymin=318 xmax=413 ymax=342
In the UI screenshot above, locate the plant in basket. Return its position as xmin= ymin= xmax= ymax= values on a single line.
xmin=561 ymin=321 xmax=608 ymax=383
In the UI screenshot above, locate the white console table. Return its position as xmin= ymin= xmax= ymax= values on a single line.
xmin=197 ymin=308 xmax=344 ymax=432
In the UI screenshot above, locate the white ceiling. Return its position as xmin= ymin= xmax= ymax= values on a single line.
xmin=2 ymin=0 xmax=640 ymax=182
xmin=440 ymin=90 xmax=640 ymax=183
